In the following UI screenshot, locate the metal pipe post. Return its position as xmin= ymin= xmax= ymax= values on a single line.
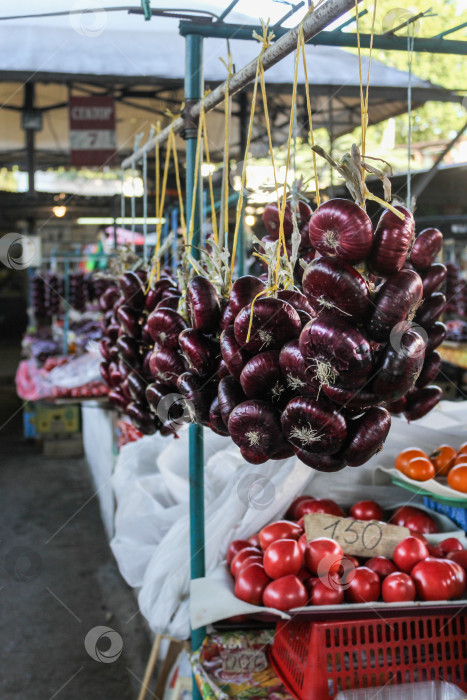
xmin=184 ymin=33 xmax=206 ymax=661
xmin=171 ymin=208 xmax=178 ymax=270
xmin=24 ymin=82 xmax=36 ymax=195
xmin=63 ymin=254 xmax=70 ymax=356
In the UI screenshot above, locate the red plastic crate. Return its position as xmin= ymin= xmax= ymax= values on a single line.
xmin=270 ymin=613 xmax=467 ymax=699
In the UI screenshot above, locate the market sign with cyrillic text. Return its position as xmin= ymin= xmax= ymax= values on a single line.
xmin=69 ymin=96 xmax=116 ymax=167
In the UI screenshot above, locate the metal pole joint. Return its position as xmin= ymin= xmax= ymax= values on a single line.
xmin=182 ymin=99 xmax=199 ymax=140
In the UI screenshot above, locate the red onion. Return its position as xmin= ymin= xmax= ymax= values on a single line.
xmin=229 ymin=276 xmax=266 ymax=315
xmin=367 ymin=269 xmax=423 ymax=342
xmin=371 ymin=328 xmax=426 ymax=401
xmin=404 ymin=385 xmax=442 ymax=421
xmin=108 ymin=388 xmax=129 ymax=411
xmin=178 ymin=329 xmax=219 ymax=377
xmin=149 ymin=347 xmax=186 ymax=384
xmin=276 ymin=290 xmax=315 ymax=316
xmin=176 ymin=372 xmax=215 ymax=425
xmin=186 ymin=276 xmax=221 ymax=332
xmin=262 ymin=203 xmax=294 ymax=240
xmin=415 ymin=351 xmax=441 ymax=388
xmin=107 ymin=323 xmax=120 ymax=344
xmin=147 ymin=308 xmax=187 ymax=348
xmin=387 ymin=396 xmax=407 ymax=414
xmin=414 ymin=293 xmax=446 ymax=329
xmin=108 ymin=361 xmax=123 ymax=388
xmin=99 ymin=362 xmax=111 ymax=386
xmin=145 ymin=287 xmax=160 ymax=312
xmin=220 ymin=325 xmax=251 ymax=380
xmin=279 ymin=340 xmax=318 ymax=394
xmin=296 ymin=201 xmax=312 ymax=247
xmin=234 ymin=298 xmax=301 ymax=353
xmin=127 ymin=372 xmax=148 ymax=403
xmin=293 ymin=448 xmax=346 ymax=472
xmin=322 ymin=384 xmax=380 ymax=410
xmin=281 ymin=396 xmax=347 ymax=455
xmin=410 ymin=228 xmax=443 ymax=271
xmin=100 ymin=286 xmax=120 ymax=312
xmin=240 ymin=351 xmax=288 ymax=407
xmin=121 ymin=378 xmax=132 ymax=400
xmin=141 ymin=349 xmax=154 ymax=379
xmin=155 ymin=296 xmax=180 ymax=312
xmin=126 ymin=402 xmax=157 ymax=435
xmin=228 ymin=400 xmax=282 ymax=464
xmin=302 ymin=255 xmax=370 ymax=320
xmin=217 ymin=360 xmax=230 ymax=380
xmin=116 ymin=305 xmax=143 ymax=338
xmin=343 ymin=407 xmax=391 ymax=467
xmin=218 ymin=376 xmax=247 ymax=425
xmin=426 ymin=322 xmax=446 ymax=354
xmin=117 ymin=335 xmax=140 ymax=364
xmin=220 ymin=303 xmax=237 ymax=330
xmin=146 ymin=382 xmax=174 ymax=412
xmin=308 ymin=199 xmax=373 ymax=264
xmin=99 ymin=338 xmax=112 ymax=362
xmin=271 ymin=442 xmax=295 ymax=460
xmin=422 ymin=263 xmax=447 ymax=298
xmin=120 ymin=270 xmax=145 ymax=307
xmin=209 ymin=397 xmax=229 ymax=436
xmin=369 ymin=206 xmax=414 ymax=277
xmin=299 ymin=313 xmax=373 ymax=389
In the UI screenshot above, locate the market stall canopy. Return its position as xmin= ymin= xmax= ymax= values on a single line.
xmin=0 ymin=22 xmax=461 ymax=168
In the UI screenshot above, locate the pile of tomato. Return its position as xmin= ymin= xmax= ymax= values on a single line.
xmin=395 ymin=443 xmax=467 ymax=493
xmin=227 ymin=496 xmax=467 ymax=611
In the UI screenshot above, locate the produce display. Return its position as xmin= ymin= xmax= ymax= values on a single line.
xmin=30 ymin=271 xmax=115 ymax=320
xmin=395 ymin=442 xmax=467 ymax=493
xmin=226 ymin=495 xmax=466 ymax=611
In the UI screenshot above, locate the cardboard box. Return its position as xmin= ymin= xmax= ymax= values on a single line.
xmin=36 ymin=403 xmax=81 ymax=435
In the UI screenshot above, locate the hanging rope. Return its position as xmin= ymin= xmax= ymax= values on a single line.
xmin=407 ymin=22 xmax=415 ymax=210
xmin=154 ymin=122 xmax=161 ymax=234
xmin=299 ymin=26 xmax=321 ymax=207
xmin=169 ymin=129 xmax=187 ymax=244
xmin=228 ymin=23 xmax=270 ymax=289
xmin=219 ymin=53 xmax=233 ymax=248
xmin=200 ymin=103 xmax=218 ymax=244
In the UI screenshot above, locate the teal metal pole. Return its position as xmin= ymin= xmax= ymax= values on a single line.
xmin=63 ymin=254 xmax=70 ymax=356
xmin=185 ymin=33 xmax=206 ymax=666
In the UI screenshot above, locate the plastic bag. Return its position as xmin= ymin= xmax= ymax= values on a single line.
xmin=138 ymin=443 xmax=311 ymax=639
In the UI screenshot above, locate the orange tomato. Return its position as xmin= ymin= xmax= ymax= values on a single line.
xmin=395 ymin=447 xmax=428 ymax=475
xmin=405 ymin=457 xmax=436 ymax=482
xmin=457 ymin=443 xmax=467 ymax=457
xmin=447 ymin=464 xmax=467 ymax=493
xmin=430 ymin=445 xmax=456 ymax=476
xmin=452 ymin=454 xmax=467 ymax=468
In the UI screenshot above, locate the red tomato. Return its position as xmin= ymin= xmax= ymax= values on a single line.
xmin=298 ymin=533 xmax=308 ymax=556
xmin=304 ymin=538 xmax=343 ymax=575
xmin=446 ymin=550 xmax=467 ymax=573
xmin=234 ymin=563 xmax=271 ymax=605
xmin=389 ymin=506 xmax=438 ymax=534
xmin=286 ymin=495 xmax=315 ymax=520
xmin=310 ymin=579 xmax=344 ymax=606
xmin=304 ymin=498 xmax=343 ymax=517
xmin=382 ymin=572 xmax=416 ymax=602
xmin=426 ymin=543 xmax=441 ymax=557
xmin=296 ymin=567 xmax=311 ymax=583
xmin=345 ymin=567 xmax=380 ymax=603
xmin=226 ymin=540 xmax=251 ymax=565
xmin=446 ymin=559 xmax=467 ymax=598
xmin=248 ymin=533 xmax=261 ymax=548
xmin=263 ymin=539 xmax=303 ymax=579
xmin=366 ymin=556 xmax=398 ymax=579
xmin=305 ymin=576 xmax=320 ymax=594
xmin=349 ymin=500 xmax=383 ymax=521
xmin=230 ymin=547 xmax=262 ymax=577
xmin=393 ymin=536 xmax=429 ymax=573
xmin=437 ymin=538 xmax=464 ymax=556
xmin=263 ymin=575 xmax=309 ymax=611
xmin=411 ymin=558 xmax=463 ymax=601
xmin=259 ymin=521 xmax=303 ymax=550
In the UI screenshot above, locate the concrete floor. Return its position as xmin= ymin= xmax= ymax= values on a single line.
xmin=0 ymin=339 xmax=152 ymax=699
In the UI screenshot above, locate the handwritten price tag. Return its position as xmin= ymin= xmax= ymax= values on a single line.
xmin=304 ymin=514 xmax=410 ymax=558
xmin=220 ymin=649 xmax=268 ymax=674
